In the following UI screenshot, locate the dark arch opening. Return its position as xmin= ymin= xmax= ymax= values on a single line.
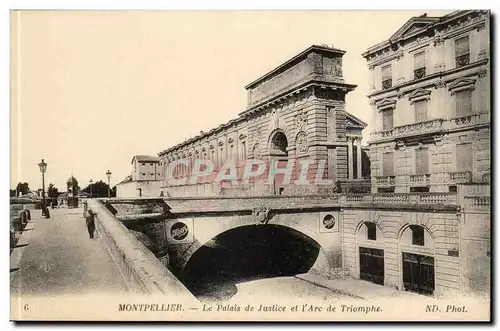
xmin=269 ymin=131 xmax=288 ymax=156
xmin=180 ymin=224 xmax=321 ymax=301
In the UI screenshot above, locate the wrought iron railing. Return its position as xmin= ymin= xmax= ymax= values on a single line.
xmin=456 ymin=53 xmax=470 ymax=67
xmin=414 ymin=67 xmax=426 ymax=80
xmin=382 ymin=78 xmax=392 ymax=90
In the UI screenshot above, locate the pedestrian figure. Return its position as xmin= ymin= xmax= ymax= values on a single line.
xmin=85 ymin=209 xmax=97 ymax=239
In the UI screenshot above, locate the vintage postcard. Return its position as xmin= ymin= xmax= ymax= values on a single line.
xmin=10 ymin=10 xmax=491 ymax=322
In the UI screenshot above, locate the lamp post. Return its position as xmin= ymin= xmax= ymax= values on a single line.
xmin=38 ymin=159 xmax=49 ymax=218
xmin=89 ymin=179 xmax=93 ymax=198
xmin=106 ymin=170 xmax=112 ymax=198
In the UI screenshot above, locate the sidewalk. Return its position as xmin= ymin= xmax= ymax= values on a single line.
xmin=10 ymin=207 xmax=128 ymax=297
xmin=296 ymin=272 xmax=419 ymax=300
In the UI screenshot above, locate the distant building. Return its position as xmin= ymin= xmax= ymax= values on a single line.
xmin=116 ymin=155 xmax=163 ymax=197
xmin=131 ymin=155 xmax=161 ymax=181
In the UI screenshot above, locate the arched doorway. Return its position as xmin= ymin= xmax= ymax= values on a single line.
xmin=268 ymin=131 xmax=288 ymax=195
xmin=399 ymin=224 xmax=435 ymax=296
xmin=356 ymin=221 xmax=385 ymax=285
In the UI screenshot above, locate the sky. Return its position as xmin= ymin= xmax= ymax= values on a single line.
xmin=11 ymin=10 xmax=453 ymax=191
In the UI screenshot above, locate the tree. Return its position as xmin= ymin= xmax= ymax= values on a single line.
xmin=81 ymin=180 xmax=113 ymax=198
xmin=10 ymin=189 xmax=16 ymax=197
xmin=47 ymin=183 xmax=59 ymax=199
xmin=15 ymin=182 xmax=30 ymax=197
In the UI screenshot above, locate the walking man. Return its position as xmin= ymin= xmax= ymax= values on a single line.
xmin=85 ymin=209 xmax=97 ymax=239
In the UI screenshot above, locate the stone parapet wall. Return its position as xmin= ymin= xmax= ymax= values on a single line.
xmin=87 ymin=199 xmax=195 ymax=299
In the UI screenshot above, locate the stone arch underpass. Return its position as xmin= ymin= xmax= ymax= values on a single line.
xmin=164 ymin=210 xmax=341 ymax=300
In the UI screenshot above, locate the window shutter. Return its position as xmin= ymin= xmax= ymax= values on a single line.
xmin=382 ymin=110 xmax=394 ymax=131
xmin=413 ymin=51 xmax=425 ymax=69
xmin=382 ymin=65 xmax=392 ymax=80
xmin=414 ymin=100 xmax=428 ymax=122
xmin=455 ymin=36 xmax=470 ymax=56
xmin=415 ymin=148 xmax=429 ymax=174
xmin=456 ymin=143 xmax=473 ymax=171
xmin=383 ymin=152 xmax=394 ymax=176
xmin=455 ymin=90 xmax=472 ymax=117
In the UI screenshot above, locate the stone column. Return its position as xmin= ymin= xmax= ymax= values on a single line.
xmin=348 ymin=137 xmax=354 ymax=179
xmin=357 ymin=138 xmax=362 ymax=179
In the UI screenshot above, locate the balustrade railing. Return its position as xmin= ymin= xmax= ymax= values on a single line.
xmin=320 ymin=191 xmax=466 ymax=207
xmin=372 ymin=193 xmax=409 ymax=204
xmin=375 ymin=176 xmax=395 ymax=187
xmin=418 ymin=193 xmax=456 ymax=205
xmin=392 ymin=119 xmax=444 ymax=138
xmin=448 ymin=171 xmax=473 ymax=184
xmin=464 ymin=196 xmax=490 ymax=208
xmin=409 ymin=174 xmax=431 ymax=186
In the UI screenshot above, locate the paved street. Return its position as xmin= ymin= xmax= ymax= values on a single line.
xmin=197 ymin=276 xmax=348 ymax=302
xmin=10 ymin=207 xmax=128 ymax=297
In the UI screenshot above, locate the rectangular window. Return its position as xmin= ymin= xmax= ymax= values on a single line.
xmin=367 ymin=223 xmax=377 ymax=241
xmin=413 ymin=51 xmax=426 ymax=79
xmin=410 ymin=186 xmax=430 ymax=193
xmin=381 ymin=64 xmax=392 ymax=89
xmin=455 ymin=36 xmax=470 ymax=67
xmin=383 ymin=152 xmax=394 ymax=177
xmin=414 ymin=100 xmax=428 ymax=123
xmin=415 ymin=148 xmax=429 ymax=174
xmin=382 ymin=110 xmax=394 ymax=131
xmin=412 ymin=226 xmax=425 ymax=246
xmin=455 ymin=90 xmax=472 ymax=117
xmin=456 ymin=143 xmax=473 ymax=171
xmin=241 ymin=141 xmax=247 ymax=160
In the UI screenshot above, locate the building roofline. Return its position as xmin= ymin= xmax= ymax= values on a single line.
xmin=346 ymin=112 xmax=368 ymax=128
xmin=245 ymin=45 xmax=346 ymax=90
xmin=131 ymin=155 xmax=160 ymax=164
xmin=362 ymin=10 xmax=482 ymax=59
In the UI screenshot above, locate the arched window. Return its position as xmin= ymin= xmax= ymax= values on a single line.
xmin=270 ymin=131 xmax=288 ymax=156
xmin=365 ymin=222 xmax=377 ymax=241
xmin=409 ymin=225 xmax=425 ymax=246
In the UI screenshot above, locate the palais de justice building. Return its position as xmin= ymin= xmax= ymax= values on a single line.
xmin=158 ymin=45 xmax=369 ymax=197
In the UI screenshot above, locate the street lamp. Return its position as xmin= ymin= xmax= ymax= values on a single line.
xmin=38 ymin=159 xmax=49 ymax=218
xmin=89 ymin=179 xmax=93 ymax=198
xmin=106 ymin=170 xmax=112 ymax=198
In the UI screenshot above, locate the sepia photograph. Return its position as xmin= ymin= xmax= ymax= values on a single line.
xmin=9 ymin=9 xmax=491 ymax=322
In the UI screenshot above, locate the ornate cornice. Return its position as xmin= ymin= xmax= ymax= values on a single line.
xmin=448 ymin=77 xmax=477 ymax=95
xmin=408 ymin=88 xmax=432 ymax=104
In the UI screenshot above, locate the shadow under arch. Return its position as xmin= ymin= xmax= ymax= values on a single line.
xmin=398 ymin=223 xmax=436 ymax=243
xmin=180 ymin=224 xmax=324 ymax=301
xmin=267 ymin=129 xmax=289 ymax=156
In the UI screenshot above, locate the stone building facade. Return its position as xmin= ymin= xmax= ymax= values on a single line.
xmin=342 ymin=10 xmax=491 ymax=297
xmin=158 ymin=45 xmax=368 ymax=197
xmin=363 ymin=10 xmax=490 ymax=194
xmin=116 ymin=155 xmax=163 ymax=198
